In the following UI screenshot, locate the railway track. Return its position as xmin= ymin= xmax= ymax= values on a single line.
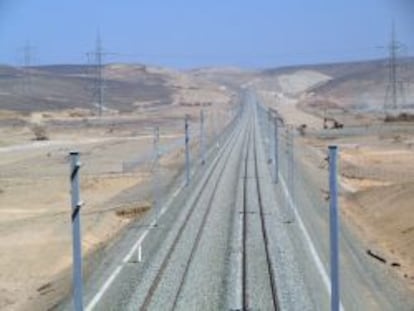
xmin=133 ymin=98 xmax=281 ymax=310
xmin=76 ymin=95 xmax=287 ymax=311
xmin=136 ymin=98 xmax=281 ymax=311
xmin=62 ymin=91 xmax=414 ymax=311
xmin=137 ymin=103 xmax=249 ymax=310
xmin=240 ymin=109 xmax=280 ymax=310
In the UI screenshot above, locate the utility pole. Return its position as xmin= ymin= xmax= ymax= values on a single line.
xmin=152 ymin=127 xmax=161 ymax=225
xmin=273 ymin=116 xmax=279 ymax=184
xmin=328 ymin=145 xmax=340 ymax=311
xmin=70 ymin=152 xmax=84 ymax=311
xmin=286 ymin=126 xmax=295 ymax=221
xmin=267 ymin=109 xmax=272 ymax=161
xmin=185 ymin=114 xmax=191 ymax=186
xmin=212 ymin=110 xmax=218 ymax=145
xmin=200 ymin=109 xmax=206 ymax=165
xmin=384 ymin=21 xmax=405 ymax=111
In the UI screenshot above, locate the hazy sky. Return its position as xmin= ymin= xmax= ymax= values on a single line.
xmin=0 ymin=0 xmax=413 ymax=68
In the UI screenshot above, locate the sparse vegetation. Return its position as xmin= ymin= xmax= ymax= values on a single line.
xmin=31 ymin=124 xmax=49 ymax=141
xmin=297 ymin=123 xmax=307 ymax=136
xmin=115 ymin=203 xmax=151 ymax=219
xmin=384 ymin=113 xmax=414 ymax=123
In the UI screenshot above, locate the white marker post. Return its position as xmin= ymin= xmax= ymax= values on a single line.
xmin=329 ymin=145 xmax=340 ymax=311
xmin=70 ymin=152 xmax=84 ymax=311
xmin=137 ymin=244 xmax=142 ymax=262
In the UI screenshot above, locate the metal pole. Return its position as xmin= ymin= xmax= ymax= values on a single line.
xmin=152 ymin=127 xmax=160 ymax=225
xmin=217 ymin=110 xmax=222 ymax=147
xmin=70 ymin=152 xmax=84 ymax=311
xmin=269 ymin=113 xmax=274 ymax=166
xmin=185 ymin=114 xmax=190 ymax=186
xmin=200 ymin=109 xmax=205 ymax=165
xmin=329 ymin=145 xmax=340 ymax=311
xmin=267 ymin=109 xmax=272 ymax=161
xmin=283 ymin=126 xmax=295 ymax=223
xmin=154 ymin=126 xmax=160 ymax=157
xmin=273 ymin=117 xmax=279 ymax=184
xmin=213 ymin=110 xmax=218 ymax=145
xmin=288 ymin=127 xmax=294 ymax=207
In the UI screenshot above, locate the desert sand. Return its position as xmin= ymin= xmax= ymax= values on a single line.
xmin=0 ymin=64 xmax=234 ymax=310
xmin=254 ymin=62 xmax=414 ymax=292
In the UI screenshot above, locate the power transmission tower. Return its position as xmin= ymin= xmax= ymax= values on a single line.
xmin=20 ymin=40 xmax=35 ymax=95
xmin=87 ymin=32 xmax=107 ymax=116
xmin=384 ymin=22 xmax=406 ymax=112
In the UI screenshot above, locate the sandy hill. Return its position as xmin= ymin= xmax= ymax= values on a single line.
xmin=0 ymin=64 xmax=175 ymax=113
xmin=261 ymin=58 xmax=414 ymax=111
